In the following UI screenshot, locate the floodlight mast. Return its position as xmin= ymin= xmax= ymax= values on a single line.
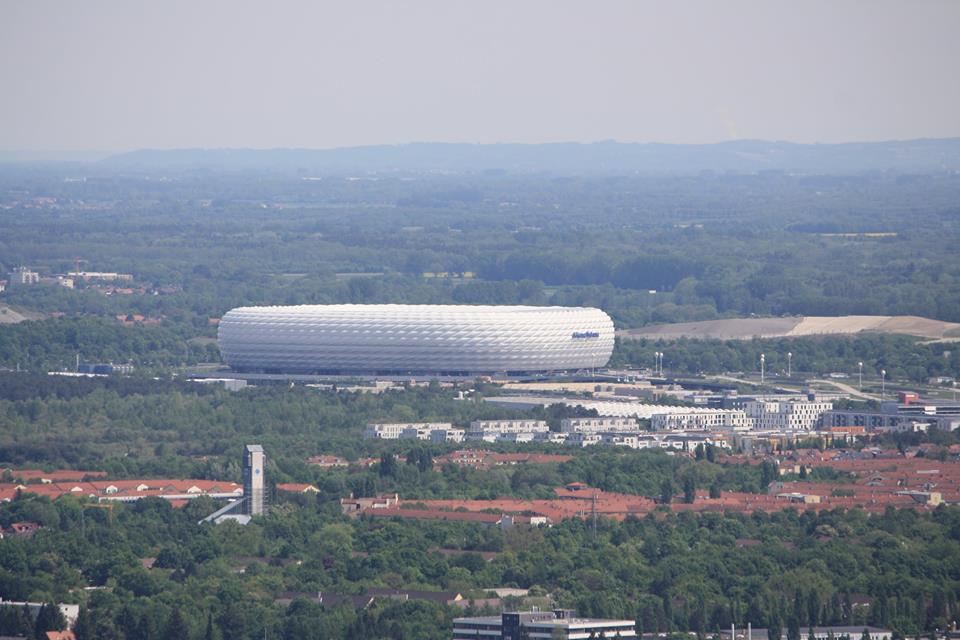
xmin=858 ymin=362 xmax=863 ymax=391
xmin=760 ymin=353 xmax=765 ymax=386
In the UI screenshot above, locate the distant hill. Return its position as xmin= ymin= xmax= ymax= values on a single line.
xmin=99 ymin=138 xmax=960 ymax=174
xmin=618 ymin=315 xmax=960 ymax=341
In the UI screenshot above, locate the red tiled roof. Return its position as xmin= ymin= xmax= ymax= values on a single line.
xmin=277 ymin=483 xmax=318 ymax=493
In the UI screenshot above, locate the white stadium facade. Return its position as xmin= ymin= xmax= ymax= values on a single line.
xmin=217 ymin=304 xmax=614 ymax=376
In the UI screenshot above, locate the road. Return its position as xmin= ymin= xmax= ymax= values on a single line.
xmin=708 ymin=374 xmax=879 ymax=401
xmin=809 ymin=378 xmax=879 ymax=401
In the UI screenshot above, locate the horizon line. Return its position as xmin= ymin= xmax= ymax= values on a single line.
xmin=3 ymin=135 xmax=960 ymax=158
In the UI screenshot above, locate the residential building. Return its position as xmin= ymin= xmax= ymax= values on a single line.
xmin=466 ymin=420 xmax=549 ymax=442
xmin=340 ymin=493 xmax=399 ymax=517
xmin=8 ymin=266 xmax=40 ymax=285
xmin=453 ymin=610 xmax=636 ymax=640
xmin=651 ymin=409 xmax=751 ymax=431
xmin=67 ymin=271 xmax=134 ymax=281
xmin=429 ymin=428 xmax=465 ymax=443
xmin=597 ymin=433 xmax=641 ymax=448
xmin=565 ymin=433 xmax=602 ymax=447
xmin=559 ymin=416 xmax=638 ymax=433
xmin=744 ymin=400 xmax=833 ymax=431
xmin=364 ymin=422 xmax=454 ymax=440
xmin=664 ymin=433 xmax=732 ymax=450
xmin=307 ymin=454 xmax=350 ymax=468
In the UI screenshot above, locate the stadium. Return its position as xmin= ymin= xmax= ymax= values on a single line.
xmin=217 ymin=304 xmax=614 ymax=376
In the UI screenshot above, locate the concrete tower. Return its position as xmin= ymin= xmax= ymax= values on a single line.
xmin=243 ymin=444 xmax=265 ymax=516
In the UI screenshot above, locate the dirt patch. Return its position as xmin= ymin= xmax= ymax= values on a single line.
xmin=619 ymin=315 xmax=960 ymax=341
xmin=0 ymin=303 xmax=45 ymax=324
xmin=619 ymin=317 xmax=802 ymax=340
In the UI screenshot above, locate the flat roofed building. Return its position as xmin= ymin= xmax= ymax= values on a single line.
xmin=9 ymin=266 xmax=40 ymax=285
xmin=651 ymin=410 xmax=750 ymax=431
xmin=468 ymin=420 xmax=549 ymax=435
xmin=824 ymin=408 xmax=960 ymax=433
xmin=453 ymin=610 xmax=636 ymax=640
xmin=744 ymin=400 xmax=833 ymax=431
xmin=559 ymin=416 xmax=639 ymax=433
xmin=429 ymin=428 xmax=465 ymax=443
xmin=67 ymin=271 xmax=134 ymax=281
xmin=364 ymin=422 xmax=454 ymax=440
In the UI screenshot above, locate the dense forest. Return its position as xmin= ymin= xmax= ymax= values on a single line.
xmin=2 ymin=482 xmax=959 ymax=640
xmin=2 ymin=169 xmax=959 ymax=331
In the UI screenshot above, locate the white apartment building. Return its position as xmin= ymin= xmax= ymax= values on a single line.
xmin=744 ymin=400 xmax=833 ymax=431
xmin=493 ymin=432 xmax=538 ymax=443
xmin=9 ymin=266 xmax=40 ymax=285
xmin=664 ymin=433 xmax=732 ymax=449
xmin=466 ymin=419 xmax=549 ymax=442
xmin=651 ymin=410 xmax=751 ymax=431
xmin=597 ymin=433 xmax=641 ymax=448
xmin=364 ymin=422 xmax=454 ymax=440
xmin=559 ymin=416 xmax=639 ymax=433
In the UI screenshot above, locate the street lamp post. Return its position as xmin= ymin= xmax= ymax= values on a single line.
xmin=858 ymin=362 xmax=863 ymax=391
xmin=654 ymin=352 xmax=659 ymax=376
xmin=658 ymin=352 xmax=664 ymax=376
xmin=787 ymin=352 xmax=792 ymax=378
xmin=881 ymin=369 xmax=886 ymax=401
xmin=760 ymin=353 xmax=765 ymax=386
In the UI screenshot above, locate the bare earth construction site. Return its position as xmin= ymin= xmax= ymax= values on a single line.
xmin=618 ymin=315 xmax=960 ymax=341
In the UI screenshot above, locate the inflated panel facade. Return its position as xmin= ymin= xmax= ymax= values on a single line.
xmin=218 ymin=304 xmax=614 ymax=374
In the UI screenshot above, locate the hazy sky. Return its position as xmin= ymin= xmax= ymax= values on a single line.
xmin=1 ymin=1 xmax=958 ymax=151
